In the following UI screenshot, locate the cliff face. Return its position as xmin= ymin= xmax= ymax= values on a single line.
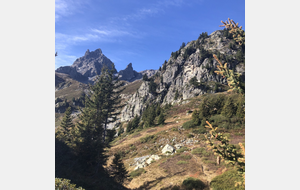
xmin=120 ymin=30 xmax=244 ymax=122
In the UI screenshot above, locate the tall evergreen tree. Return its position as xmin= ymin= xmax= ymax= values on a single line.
xmin=110 ymin=153 xmax=128 ymax=184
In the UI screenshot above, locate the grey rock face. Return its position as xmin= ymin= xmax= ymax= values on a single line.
xmin=71 ymin=48 xmax=115 ymax=78
xmin=119 ymin=30 xmax=244 ymax=122
xmin=55 ymin=66 xmax=89 ymax=83
xmin=118 ymin=63 xmax=143 ymax=82
xmin=139 ymin=69 xmax=157 ymax=78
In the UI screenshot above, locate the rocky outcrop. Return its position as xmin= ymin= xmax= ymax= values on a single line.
xmin=118 ymin=63 xmax=143 ymax=82
xmin=131 ymin=155 xmax=161 ymax=170
xmin=55 ymin=67 xmax=89 ymax=83
xmin=162 ymin=144 xmax=175 ymax=155
xmin=139 ymin=69 xmax=157 ymax=78
xmin=119 ymin=30 xmax=245 ymax=122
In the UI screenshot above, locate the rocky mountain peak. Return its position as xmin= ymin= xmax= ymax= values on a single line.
xmin=126 ymin=63 xmax=133 ymax=70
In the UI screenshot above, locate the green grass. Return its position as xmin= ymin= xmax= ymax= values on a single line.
xmin=129 ymin=168 xmax=146 ymax=178
xmin=177 ymin=161 xmax=188 ymax=165
xmin=210 ymin=169 xmax=244 ymax=190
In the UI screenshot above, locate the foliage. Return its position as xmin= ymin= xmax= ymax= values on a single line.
xmin=126 ymin=115 xmax=140 ymax=133
xmin=129 ymin=168 xmax=145 ymax=178
xmin=158 ymin=111 xmax=166 ymax=125
xmin=171 ymin=51 xmax=180 ymax=59
xmin=221 ymin=96 xmax=237 ymax=118
xmin=176 ymin=146 xmax=189 ymax=153
xmin=214 ymin=18 xmax=245 ymax=94
xmin=181 ymin=177 xmax=206 ymax=190
xmin=174 ymin=89 xmax=179 ymax=100
xmin=176 ymin=160 xmax=188 ymax=165
xmin=183 ymin=46 xmax=196 ymax=60
xmin=110 ymin=153 xmax=129 ymax=184
xmin=55 ymin=107 xmax=79 ymax=149
xmin=143 ymin=74 xmax=149 ymax=81
xmin=210 ymin=169 xmax=244 ymax=190
xmin=55 ymin=178 xmax=85 ymax=190
xmin=149 ymin=79 xmax=158 ymax=94
xmin=205 ymin=121 xmax=245 ymax=187
xmin=198 ymin=32 xmax=209 ymax=40
xmin=182 ymin=120 xmax=197 ymax=129
xmin=140 ymin=134 xmax=157 ymax=143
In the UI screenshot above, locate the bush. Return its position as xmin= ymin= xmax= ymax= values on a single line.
xmin=177 ymin=161 xmax=188 ymax=165
xmin=176 ymin=146 xmax=189 ymax=153
xmin=182 ymin=120 xmax=197 ymax=129
xmin=180 ymin=154 xmax=192 ymax=160
xmin=129 ymin=168 xmax=145 ymax=178
xmin=55 ymin=178 xmax=85 ymax=190
xmin=192 ymin=127 xmax=206 ymax=134
xmin=140 ymin=135 xmax=157 ymax=143
xmin=182 ymin=177 xmax=206 ymax=190
xmin=191 ymin=147 xmax=206 ymax=155
xmin=210 ymin=169 xmax=244 ymax=190
xmin=186 ymin=134 xmax=194 ymax=138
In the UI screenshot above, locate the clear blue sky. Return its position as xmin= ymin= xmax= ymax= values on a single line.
xmin=55 ymin=0 xmax=245 ymax=72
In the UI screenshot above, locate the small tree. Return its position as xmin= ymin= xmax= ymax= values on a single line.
xmin=55 ymin=107 xmax=78 ymax=149
xmin=158 ymin=111 xmax=165 ymax=125
xmin=142 ymin=74 xmax=149 ymax=81
xmin=110 ymin=153 xmax=129 ymax=184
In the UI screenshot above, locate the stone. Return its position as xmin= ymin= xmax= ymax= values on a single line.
xmin=162 ymin=144 xmax=175 ymax=155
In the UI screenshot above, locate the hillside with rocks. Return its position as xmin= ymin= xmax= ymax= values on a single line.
xmin=120 ymin=29 xmax=245 ymax=122
xmin=55 ymin=22 xmax=245 ymax=190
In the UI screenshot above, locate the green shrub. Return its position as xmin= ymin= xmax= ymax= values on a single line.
xmin=192 ymin=127 xmax=206 ymax=134
xmin=176 ymin=146 xmax=189 ymax=153
xmin=177 ymin=161 xmax=188 ymax=165
xmin=129 ymin=168 xmax=145 ymax=178
xmin=182 ymin=120 xmax=197 ymax=129
xmin=140 ymin=135 xmax=157 ymax=143
xmin=182 ymin=177 xmax=206 ymax=190
xmin=192 ymin=147 xmax=208 ymax=157
xmin=187 ymin=134 xmax=194 ymax=138
xmin=55 ymin=178 xmax=85 ymax=190
xmin=210 ymin=169 xmax=244 ymax=190
xmin=180 ymin=154 xmax=192 ymax=160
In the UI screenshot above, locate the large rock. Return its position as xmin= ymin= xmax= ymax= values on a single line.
xmin=145 ymin=155 xmax=161 ymax=165
xmin=162 ymin=144 xmax=175 ymax=155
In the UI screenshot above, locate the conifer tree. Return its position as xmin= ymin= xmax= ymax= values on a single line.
xmin=158 ymin=111 xmax=165 ymax=125
xmin=221 ymin=96 xmax=237 ymax=118
xmin=55 ymin=107 xmax=78 ymax=149
xmin=110 ymin=153 xmax=128 ymax=184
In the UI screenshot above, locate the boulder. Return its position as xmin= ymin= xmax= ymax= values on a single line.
xmin=162 ymin=144 xmax=175 ymax=155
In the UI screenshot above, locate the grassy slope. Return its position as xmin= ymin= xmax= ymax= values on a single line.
xmin=106 ymin=92 xmax=245 ymax=190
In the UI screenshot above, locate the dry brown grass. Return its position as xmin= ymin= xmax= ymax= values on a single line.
xmin=121 ymin=80 xmax=143 ymax=95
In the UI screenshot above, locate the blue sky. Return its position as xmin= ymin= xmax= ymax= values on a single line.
xmin=55 ymin=0 xmax=245 ymax=72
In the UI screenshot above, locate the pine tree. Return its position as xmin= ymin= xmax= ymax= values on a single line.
xmin=158 ymin=111 xmax=165 ymax=125
xmin=221 ymin=96 xmax=237 ymax=118
xmin=55 ymin=107 xmax=78 ymax=149
xmin=99 ymin=66 xmax=125 ymax=143
xmin=110 ymin=153 xmax=128 ymax=184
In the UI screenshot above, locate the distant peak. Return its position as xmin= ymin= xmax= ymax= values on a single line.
xmin=85 ymin=49 xmax=90 ymax=56
xmin=126 ymin=63 xmax=133 ymax=70
xmin=94 ymin=48 xmax=102 ymax=54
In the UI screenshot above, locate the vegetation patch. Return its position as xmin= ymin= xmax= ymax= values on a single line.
xmin=129 ymin=168 xmax=146 ymax=178
xmin=182 ymin=177 xmax=206 ymax=190
xmin=210 ymin=169 xmax=244 ymax=190
xmin=177 ymin=160 xmax=188 ymax=165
